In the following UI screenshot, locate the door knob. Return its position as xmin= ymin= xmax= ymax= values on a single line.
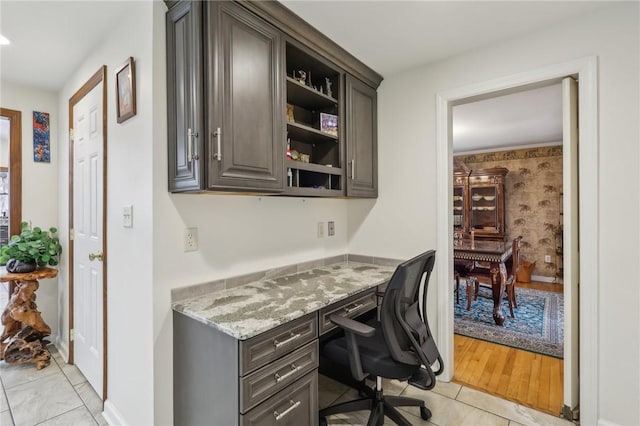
xmin=88 ymin=251 xmax=104 ymax=262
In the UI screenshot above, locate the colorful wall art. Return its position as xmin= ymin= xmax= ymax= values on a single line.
xmin=33 ymin=111 xmax=50 ymax=163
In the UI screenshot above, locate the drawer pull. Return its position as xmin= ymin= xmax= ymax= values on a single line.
xmin=343 ymin=303 xmax=365 ymax=315
xmin=274 ymin=364 xmax=302 ymax=383
xmin=274 ymin=400 xmax=301 ymax=421
xmin=273 ymin=332 xmax=301 ymax=349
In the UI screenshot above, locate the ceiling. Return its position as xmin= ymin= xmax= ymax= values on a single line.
xmin=0 ymin=1 xmax=133 ymax=92
xmin=0 ymin=1 xmax=617 ymax=151
xmin=452 ymin=83 xmax=563 ymax=153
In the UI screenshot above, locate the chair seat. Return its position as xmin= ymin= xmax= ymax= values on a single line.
xmin=322 ymin=319 xmax=421 ymax=380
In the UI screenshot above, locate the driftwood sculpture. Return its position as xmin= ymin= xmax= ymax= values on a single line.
xmin=0 ymin=268 xmax=57 ymax=369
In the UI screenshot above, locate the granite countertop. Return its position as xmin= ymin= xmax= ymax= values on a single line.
xmin=172 ymin=261 xmax=395 ymax=340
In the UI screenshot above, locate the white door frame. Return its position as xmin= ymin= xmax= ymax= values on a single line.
xmin=435 ymin=56 xmax=598 ymax=423
xmin=68 ymin=66 xmax=108 ymax=400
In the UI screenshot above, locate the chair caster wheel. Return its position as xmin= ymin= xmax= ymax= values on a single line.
xmin=420 ymin=406 xmax=432 ymax=420
xmin=319 ymin=416 xmax=328 ymax=426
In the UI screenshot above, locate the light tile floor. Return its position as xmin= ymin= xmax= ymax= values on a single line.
xmin=320 ymin=374 xmax=574 ymax=426
xmin=0 ymin=345 xmax=107 ymax=426
xmin=0 ymin=358 xmax=573 ymax=426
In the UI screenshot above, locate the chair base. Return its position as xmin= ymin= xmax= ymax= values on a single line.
xmin=319 ymin=387 xmax=431 ymax=426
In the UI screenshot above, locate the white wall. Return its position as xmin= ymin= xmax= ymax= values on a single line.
xmin=349 ymin=3 xmax=639 ymax=425
xmin=0 ymin=82 xmax=60 ymax=341
xmin=57 ymin=2 xmax=155 ymax=424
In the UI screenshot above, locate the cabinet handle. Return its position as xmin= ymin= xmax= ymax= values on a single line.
xmin=343 ymin=303 xmax=364 ymax=315
xmin=351 ymin=159 xmax=355 ymax=180
xmin=187 ymin=128 xmax=199 ymax=163
xmin=273 ymin=400 xmax=301 ymax=421
xmin=213 ymin=127 xmax=222 ymax=161
xmin=274 ymin=363 xmax=302 ymax=383
xmin=273 ymin=332 xmax=301 ymax=349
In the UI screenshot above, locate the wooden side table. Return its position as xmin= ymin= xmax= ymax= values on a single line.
xmin=0 ymin=267 xmax=57 ymax=369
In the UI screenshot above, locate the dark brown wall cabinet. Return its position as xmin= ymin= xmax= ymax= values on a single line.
xmin=167 ymin=1 xmax=203 ymax=192
xmin=207 ymin=2 xmax=285 ymax=192
xmin=453 ymin=167 xmax=508 ymax=240
xmin=166 ymin=0 xmax=382 ymax=197
xmin=345 ymin=75 xmax=378 ymax=198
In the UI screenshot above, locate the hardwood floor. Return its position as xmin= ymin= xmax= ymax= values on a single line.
xmin=453 ymin=280 xmax=564 ymax=416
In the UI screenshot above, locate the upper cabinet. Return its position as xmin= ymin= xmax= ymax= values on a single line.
xmin=206 ymin=2 xmax=284 ymax=192
xmin=167 ymin=1 xmax=203 ymax=192
xmin=166 ymin=0 xmax=383 ymax=197
xmin=453 ymin=167 xmax=508 ymax=240
xmin=345 ymin=75 xmax=378 ymax=198
xmin=468 ymin=168 xmax=508 ymax=240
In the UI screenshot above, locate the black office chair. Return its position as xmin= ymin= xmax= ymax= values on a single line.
xmin=319 ymin=250 xmax=443 ymax=426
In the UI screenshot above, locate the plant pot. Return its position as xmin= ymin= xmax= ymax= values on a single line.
xmin=5 ymin=259 xmax=37 ymax=273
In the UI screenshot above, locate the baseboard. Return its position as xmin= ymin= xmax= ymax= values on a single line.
xmin=530 ymin=274 xmax=561 ymax=283
xmin=103 ymin=400 xmax=127 ymax=426
xmin=598 ymin=420 xmax=622 ymax=426
xmin=54 ymin=336 xmax=69 ymax=363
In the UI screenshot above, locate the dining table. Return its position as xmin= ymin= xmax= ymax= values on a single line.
xmin=453 ymin=238 xmax=513 ymax=326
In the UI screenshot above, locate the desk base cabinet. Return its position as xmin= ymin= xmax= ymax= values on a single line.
xmin=174 ymin=311 xmax=318 ymax=426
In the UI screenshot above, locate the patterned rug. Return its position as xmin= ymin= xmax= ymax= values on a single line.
xmin=454 ymin=283 xmax=564 ymax=358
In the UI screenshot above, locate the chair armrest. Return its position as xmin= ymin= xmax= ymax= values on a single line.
xmin=329 ymin=314 xmax=375 ymax=337
xmin=328 ymin=314 xmax=375 ymax=381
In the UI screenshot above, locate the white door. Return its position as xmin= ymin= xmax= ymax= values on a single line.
xmin=73 ymin=82 xmax=104 ymax=398
xmin=562 ymin=76 xmax=579 ymax=417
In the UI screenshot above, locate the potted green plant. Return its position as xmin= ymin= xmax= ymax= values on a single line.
xmin=0 ymin=221 xmax=62 ymax=273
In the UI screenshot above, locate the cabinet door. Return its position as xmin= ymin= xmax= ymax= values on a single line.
xmin=167 ymin=1 xmax=203 ymax=192
xmin=207 ymin=2 xmax=285 ymax=192
xmin=345 ymin=75 xmax=378 ymax=198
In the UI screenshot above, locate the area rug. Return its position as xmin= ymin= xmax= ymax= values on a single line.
xmin=454 ymin=284 xmax=564 ymax=358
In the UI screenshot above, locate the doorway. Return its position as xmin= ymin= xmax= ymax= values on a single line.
xmin=0 ymin=108 xmax=23 ymax=248
xmin=68 ymin=66 xmax=108 ymax=400
xmin=435 ymin=57 xmax=599 ymax=424
xmin=450 ymin=82 xmax=565 ymax=415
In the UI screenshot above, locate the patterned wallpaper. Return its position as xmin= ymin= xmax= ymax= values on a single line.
xmin=456 ymin=146 xmax=563 ymax=280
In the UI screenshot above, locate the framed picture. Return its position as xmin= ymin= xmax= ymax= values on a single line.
xmin=115 ymin=57 xmax=136 ymax=123
xmin=33 ymin=111 xmax=51 ymax=162
xmin=320 ymin=112 xmax=338 ymax=137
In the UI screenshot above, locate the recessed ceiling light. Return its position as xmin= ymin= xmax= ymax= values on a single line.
xmin=0 ymin=34 xmax=10 ymax=45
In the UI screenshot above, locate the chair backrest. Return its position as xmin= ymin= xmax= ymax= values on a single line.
xmin=379 ymin=250 xmax=441 ymax=371
xmin=511 ymin=236 xmax=523 ymax=278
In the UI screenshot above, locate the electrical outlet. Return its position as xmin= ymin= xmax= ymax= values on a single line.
xmin=328 ymin=221 xmax=335 ymax=236
xmin=317 ymin=222 xmax=324 ymax=238
xmin=184 ymin=227 xmax=198 ymax=252
xmin=545 ymin=254 xmax=552 ymax=263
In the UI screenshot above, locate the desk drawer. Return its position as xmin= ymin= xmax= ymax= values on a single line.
xmin=240 ymin=313 xmax=317 ymax=375
xmin=241 ymin=370 xmax=318 ymax=426
xmin=319 ymin=290 xmax=376 ymax=335
xmin=240 ymin=340 xmax=318 ymax=413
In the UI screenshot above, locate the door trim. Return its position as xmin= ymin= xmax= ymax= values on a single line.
xmin=435 ymin=56 xmax=598 ymax=424
xmin=68 ymin=66 xmax=108 ymax=400
xmin=0 ymin=108 xmax=22 ymax=240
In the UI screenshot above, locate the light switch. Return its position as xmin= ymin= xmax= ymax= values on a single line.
xmin=123 ymin=205 xmax=133 ymax=228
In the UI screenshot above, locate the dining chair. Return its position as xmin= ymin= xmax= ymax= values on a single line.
xmin=454 ymin=260 xmax=476 ymax=311
xmin=474 ymin=236 xmax=523 ymax=317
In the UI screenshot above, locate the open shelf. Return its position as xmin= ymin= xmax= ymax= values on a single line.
xmin=285 ymin=160 xmax=342 ymax=175
xmin=286 ymin=77 xmax=337 ymax=109
xmin=287 ymin=121 xmax=338 ymax=143
xmin=285 ymin=41 xmax=342 ymax=197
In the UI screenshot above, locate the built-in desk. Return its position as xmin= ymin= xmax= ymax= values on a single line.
xmin=172 ymin=260 xmax=396 ymax=426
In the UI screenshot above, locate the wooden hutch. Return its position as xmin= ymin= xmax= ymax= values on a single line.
xmin=453 ymin=167 xmax=508 ymax=241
